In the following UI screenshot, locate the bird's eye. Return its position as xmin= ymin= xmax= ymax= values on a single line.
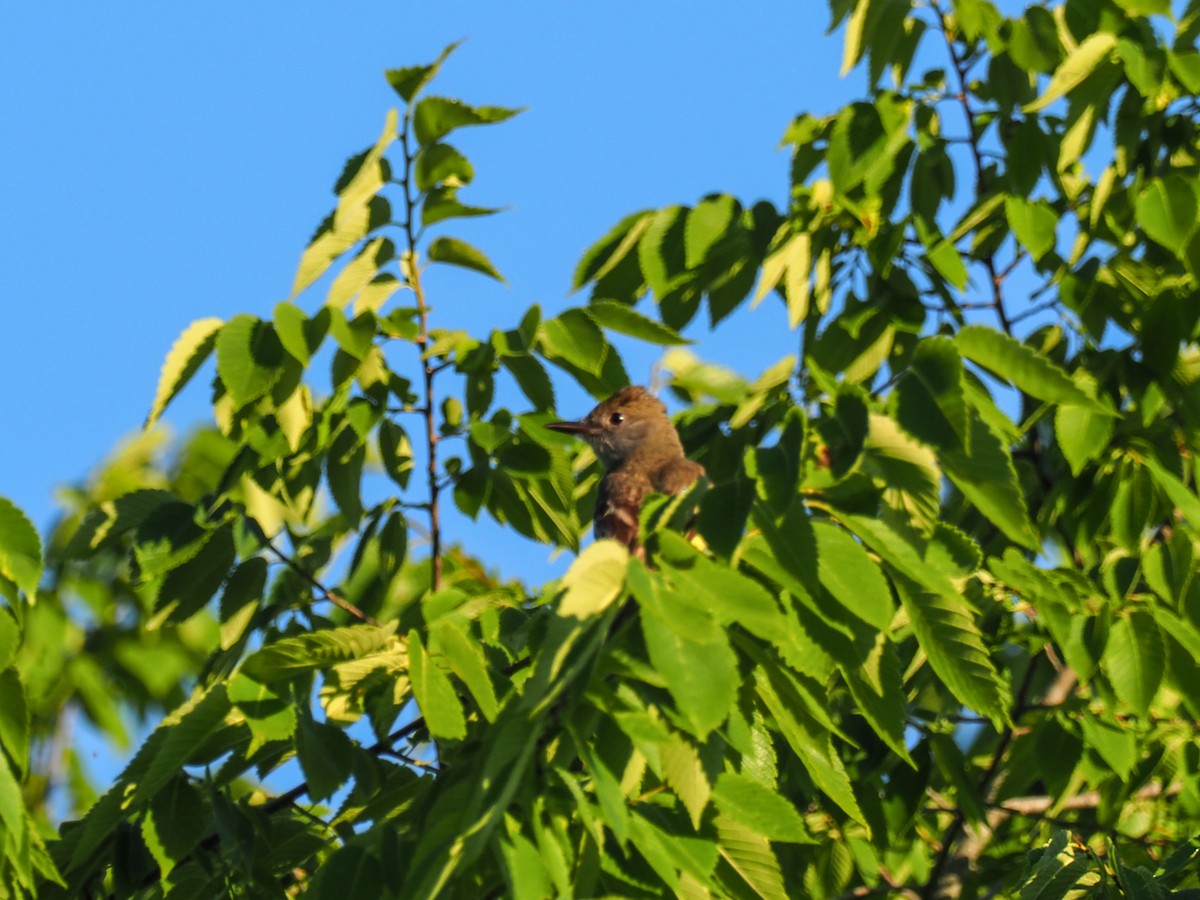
xmin=610 ymin=412 xmax=625 ymax=425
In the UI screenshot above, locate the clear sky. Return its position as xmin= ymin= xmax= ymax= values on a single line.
xmin=1 ymin=3 xmax=865 ymax=585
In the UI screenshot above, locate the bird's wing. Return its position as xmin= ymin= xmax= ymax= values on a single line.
xmin=595 ymin=472 xmax=648 ymax=550
xmin=653 ymin=458 xmax=705 ymax=496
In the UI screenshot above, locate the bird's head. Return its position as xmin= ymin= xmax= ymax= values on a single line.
xmin=546 ymin=386 xmax=684 ymax=469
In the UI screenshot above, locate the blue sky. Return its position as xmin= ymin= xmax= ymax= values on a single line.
xmin=1 ymin=3 xmax=867 ymax=590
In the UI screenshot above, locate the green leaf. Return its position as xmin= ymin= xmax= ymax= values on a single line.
xmin=841 ymin=636 xmax=913 ymax=765
xmin=432 ymin=620 xmax=499 ymax=722
xmin=717 ymin=815 xmax=790 ymax=900
xmin=538 ymin=308 xmax=607 ymax=376
xmin=558 ymin=541 xmax=627 ymax=619
xmin=412 ymin=97 xmax=522 ymax=146
xmin=133 ymin=501 xmax=209 ymax=580
xmin=572 ymin=210 xmax=652 ymax=289
xmin=385 ymin=41 xmax=461 ymax=104
xmin=0 ymin=669 xmax=29 ymax=775
xmin=0 ymin=755 xmax=27 ymax=860
xmin=421 ymin=186 xmax=501 ymax=228
xmin=1005 ymin=196 xmax=1058 ymax=261
xmin=811 ymin=521 xmax=893 ymax=630
xmin=153 ymin=524 xmax=235 ymax=624
xmin=415 ymin=142 xmax=475 ymax=192
xmin=310 ymin=846 xmax=386 ymax=899
xmin=142 ymin=777 xmax=206 ymax=878
xmin=893 ymin=336 xmax=969 ymax=451
xmin=712 ymin=773 xmax=810 ymax=843
xmin=0 ymin=496 xmax=41 ymax=599
xmin=1142 ymin=453 xmax=1200 ymax=526
xmin=502 ymin=354 xmax=555 ymax=410
xmin=215 ymin=314 xmax=285 ymax=408
xmin=1024 ymin=32 xmax=1117 ymax=112
xmin=145 ymin=317 xmax=222 ymax=428
xmin=585 ymin=299 xmax=691 ymax=345
xmin=956 ymin=325 xmax=1107 ymax=412
xmin=1105 ymin=610 xmax=1164 ymax=718
xmin=630 ymin=560 xmax=738 ymax=740
xmin=1079 ymin=713 xmax=1136 ymax=779
xmin=228 ymin=672 xmax=296 ymax=753
xmin=1135 ymin=175 xmax=1199 ymax=255
xmin=426 ymin=236 xmax=505 ymax=282
xmin=656 ymin=533 xmax=789 ymax=647
xmin=684 ymin=194 xmax=738 ymax=269
xmin=242 ymin=624 xmax=397 ymax=681
xmin=296 ymin=714 xmax=356 ymax=803
xmin=327 ymin=236 xmax=392 ymax=309
xmin=274 ymin=302 xmax=328 ymax=365
xmin=327 ymin=424 xmax=366 ymax=522
xmin=408 ymin=629 xmax=466 ymax=741
xmin=753 ymin=660 xmax=866 ymax=828
xmin=862 ymin=414 xmax=942 ymax=531
xmin=892 ymin=572 xmax=1008 ymax=725
xmin=292 ymin=110 xmax=396 ymax=296
xmin=1055 ymin=375 xmax=1114 ymax=476
xmin=0 ymin=608 xmax=16 ymax=670
xmin=940 ymin=411 xmax=1041 ymax=551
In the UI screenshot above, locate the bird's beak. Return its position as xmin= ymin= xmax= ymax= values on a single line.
xmin=546 ymin=419 xmax=596 ymax=437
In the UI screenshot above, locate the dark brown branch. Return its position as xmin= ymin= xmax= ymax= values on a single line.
xmin=399 ymin=109 xmax=444 ymax=592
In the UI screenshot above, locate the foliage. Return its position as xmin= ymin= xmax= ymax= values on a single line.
xmin=1 ymin=1 xmax=1200 ymax=895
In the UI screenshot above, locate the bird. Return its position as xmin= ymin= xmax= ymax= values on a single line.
xmin=546 ymin=386 xmax=705 ymax=552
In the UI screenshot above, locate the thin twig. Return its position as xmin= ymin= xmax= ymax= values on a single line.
xmin=265 ymin=541 xmax=378 ymax=626
xmin=933 ymin=0 xmax=1013 ymax=336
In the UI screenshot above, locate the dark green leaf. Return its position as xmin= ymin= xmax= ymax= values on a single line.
xmin=296 ymin=715 xmax=356 ymax=803
xmin=154 ymin=524 xmax=236 ymax=623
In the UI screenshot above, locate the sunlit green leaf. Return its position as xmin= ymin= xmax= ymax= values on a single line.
xmin=713 ymin=773 xmax=810 ymax=843
xmin=386 ymin=41 xmax=461 ymax=103
xmin=145 ymin=317 xmax=223 ymax=428
xmin=0 ymin=496 xmax=41 ymax=599
xmin=408 ymin=629 xmax=466 ymax=740
xmin=956 ymin=325 xmax=1107 ymax=412
xmin=427 ymin=235 xmax=506 ymax=282
xmin=1105 ymin=610 xmax=1164 ymax=718
xmin=1024 ymin=32 xmax=1117 ymax=112
xmin=1136 ymin=175 xmax=1199 ymax=255
xmin=412 ymin=97 xmax=522 ymax=146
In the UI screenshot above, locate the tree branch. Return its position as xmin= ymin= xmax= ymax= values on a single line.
xmin=399 ymin=108 xmax=444 ymax=592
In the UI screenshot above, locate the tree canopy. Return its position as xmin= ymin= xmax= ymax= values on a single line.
xmin=3 ymin=0 xmax=1200 ymax=896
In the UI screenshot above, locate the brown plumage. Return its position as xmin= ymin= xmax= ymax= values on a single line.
xmin=547 ymin=386 xmax=705 ymax=551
